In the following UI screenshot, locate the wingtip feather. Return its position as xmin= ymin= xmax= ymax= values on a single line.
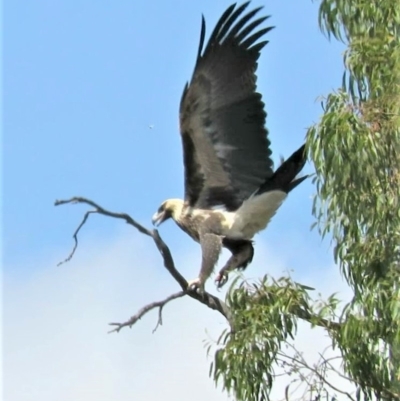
xmin=197 ymin=15 xmax=207 ymax=61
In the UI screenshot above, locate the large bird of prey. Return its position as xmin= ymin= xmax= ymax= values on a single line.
xmin=152 ymin=2 xmax=307 ymax=292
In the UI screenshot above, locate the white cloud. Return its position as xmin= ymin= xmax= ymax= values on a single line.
xmin=4 ymin=230 xmax=230 ymax=401
xmin=4 ymin=228 xmax=354 ymax=401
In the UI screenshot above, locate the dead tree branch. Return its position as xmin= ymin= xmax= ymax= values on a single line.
xmin=277 ymin=345 xmax=356 ymax=401
xmin=109 ymin=291 xmax=186 ymax=334
xmin=277 ymin=341 xmax=400 ymax=401
xmin=55 ymin=196 xmax=232 ymax=328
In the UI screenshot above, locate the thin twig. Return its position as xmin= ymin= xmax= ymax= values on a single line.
xmin=108 ymin=291 xmax=186 ymax=333
xmin=277 ymin=349 xmax=356 ymax=401
xmin=55 ymin=196 xmax=232 ymax=328
xmin=57 ymin=210 xmax=98 ymax=266
xmin=55 ymin=197 xmax=153 ymax=236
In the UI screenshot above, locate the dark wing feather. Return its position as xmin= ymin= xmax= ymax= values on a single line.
xmin=180 ymin=2 xmax=274 ymax=211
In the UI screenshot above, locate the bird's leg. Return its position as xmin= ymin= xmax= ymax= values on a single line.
xmin=215 ymin=241 xmax=254 ymax=288
xmin=188 ymin=233 xmax=222 ymax=293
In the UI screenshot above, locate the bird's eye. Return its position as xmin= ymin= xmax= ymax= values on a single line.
xmin=158 ymin=205 xmax=164 ymax=213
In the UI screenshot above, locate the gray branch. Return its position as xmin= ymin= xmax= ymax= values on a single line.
xmin=55 ymin=196 xmax=232 ymax=329
xmin=109 ymin=291 xmax=186 ymax=334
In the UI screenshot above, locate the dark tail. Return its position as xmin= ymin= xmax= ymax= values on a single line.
xmin=256 ymin=144 xmax=307 ymax=195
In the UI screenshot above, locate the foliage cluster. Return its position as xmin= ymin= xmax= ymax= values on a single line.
xmin=211 ymin=1 xmax=400 ymax=400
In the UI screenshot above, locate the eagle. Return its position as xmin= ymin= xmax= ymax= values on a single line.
xmin=152 ymin=2 xmax=307 ymax=292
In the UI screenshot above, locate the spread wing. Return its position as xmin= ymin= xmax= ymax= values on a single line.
xmin=179 ymin=2 xmax=274 ymax=211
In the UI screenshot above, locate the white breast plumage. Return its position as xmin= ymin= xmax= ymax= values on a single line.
xmin=224 ymin=190 xmax=288 ymax=239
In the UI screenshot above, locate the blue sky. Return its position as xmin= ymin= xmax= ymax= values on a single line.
xmin=4 ymin=1 xmax=352 ymax=400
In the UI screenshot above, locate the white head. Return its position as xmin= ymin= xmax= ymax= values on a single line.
xmin=152 ymin=199 xmax=185 ymax=226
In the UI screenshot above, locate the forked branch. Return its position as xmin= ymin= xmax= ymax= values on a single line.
xmin=109 ymin=291 xmax=186 ymax=334
xmin=55 ymin=196 xmax=232 ymax=329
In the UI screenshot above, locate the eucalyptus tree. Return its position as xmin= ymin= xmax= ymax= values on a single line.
xmin=211 ymin=1 xmax=400 ymax=400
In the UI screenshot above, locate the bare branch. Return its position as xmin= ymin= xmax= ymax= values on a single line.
xmin=55 ymin=196 xmax=232 ymax=326
xmin=55 ymin=197 xmax=153 ymax=236
xmin=109 ymin=291 xmax=186 ymax=334
xmin=278 ymin=344 xmax=400 ymax=401
xmin=151 ymin=229 xmax=187 ymax=289
xmin=57 ymin=210 xmax=98 ymax=266
xmin=277 ymin=346 xmax=356 ymax=401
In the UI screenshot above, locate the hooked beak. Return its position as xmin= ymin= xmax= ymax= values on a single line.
xmin=152 ymin=211 xmax=165 ymax=227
